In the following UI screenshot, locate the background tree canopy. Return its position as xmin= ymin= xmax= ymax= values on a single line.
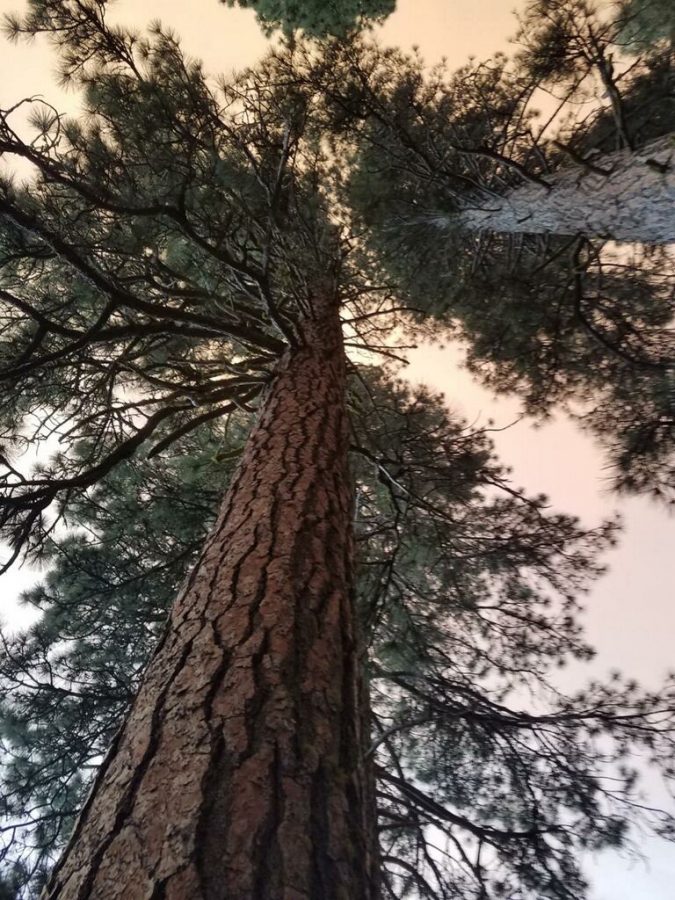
xmin=615 ymin=0 xmax=675 ymax=50
xmin=318 ymin=1 xmax=674 ymax=499
xmin=222 ymin=0 xmax=396 ymax=36
xmin=0 ymin=0 xmax=673 ymax=897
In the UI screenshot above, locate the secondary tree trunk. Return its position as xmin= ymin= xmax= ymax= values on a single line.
xmin=43 ymin=299 xmax=379 ymax=899
xmin=456 ymin=133 xmax=675 ymax=243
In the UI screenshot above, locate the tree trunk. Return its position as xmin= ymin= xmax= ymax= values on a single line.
xmin=43 ymin=299 xmax=379 ymax=899
xmin=457 ymin=133 xmax=675 ymax=243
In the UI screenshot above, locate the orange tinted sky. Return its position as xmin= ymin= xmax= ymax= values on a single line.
xmin=0 ymin=1 xmax=673 ymax=896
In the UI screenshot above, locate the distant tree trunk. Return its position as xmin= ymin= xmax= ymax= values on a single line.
xmin=43 ymin=297 xmax=379 ymax=899
xmin=457 ymin=133 xmax=675 ymax=243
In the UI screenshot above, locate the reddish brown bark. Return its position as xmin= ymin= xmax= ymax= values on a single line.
xmin=43 ymin=301 xmax=379 ymax=899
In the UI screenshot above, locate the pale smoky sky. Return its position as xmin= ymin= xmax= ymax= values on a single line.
xmin=0 ymin=1 xmax=674 ymax=897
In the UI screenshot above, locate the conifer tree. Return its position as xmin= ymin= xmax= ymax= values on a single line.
xmin=323 ymin=2 xmax=674 ymax=498
xmin=1 ymin=2 xmax=674 ymax=899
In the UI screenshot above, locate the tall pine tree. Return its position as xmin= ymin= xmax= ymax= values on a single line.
xmin=316 ymin=5 xmax=674 ymax=498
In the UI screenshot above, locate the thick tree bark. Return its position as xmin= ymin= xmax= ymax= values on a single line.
xmin=43 ymin=299 xmax=379 ymax=899
xmin=456 ymin=133 xmax=675 ymax=243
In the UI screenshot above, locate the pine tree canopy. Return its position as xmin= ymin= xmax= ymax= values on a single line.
xmin=614 ymin=0 xmax=675 ymax=50
xmin=0 ymin=1 xmax=674 ymax=898
xmin=222 ymin=0 xmax=396 ymax=37
xmin=328 ymin=2 xmax=675 ymax=499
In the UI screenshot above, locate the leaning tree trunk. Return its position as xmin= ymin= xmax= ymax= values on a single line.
xmin=457 ymin=133 xmax=675 ymax=243
xmin=43 ymin=299 xmax=379 ymax=899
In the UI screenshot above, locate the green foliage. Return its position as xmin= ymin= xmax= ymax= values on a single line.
xmin=325 ymin=30 xmax=675 ymax=499
xmin=513 ymin=0 xmax=674 ymax=147
xmin=576 ymin=49 xmax=674 ymax=152
xmin=222 ymin=0 xmax=396 ymax=37
xmin=615 ymin=0 xmax=675 ymax=50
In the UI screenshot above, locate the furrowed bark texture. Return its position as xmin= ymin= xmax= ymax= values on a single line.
xmin=457 ymin=133 xmax=675 ymax=243
xmin=43 ymin=301 xmax=379 ymax=899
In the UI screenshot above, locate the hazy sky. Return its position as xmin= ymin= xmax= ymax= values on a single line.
xmin=0 ymin=1 xmax=673 ymax=897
